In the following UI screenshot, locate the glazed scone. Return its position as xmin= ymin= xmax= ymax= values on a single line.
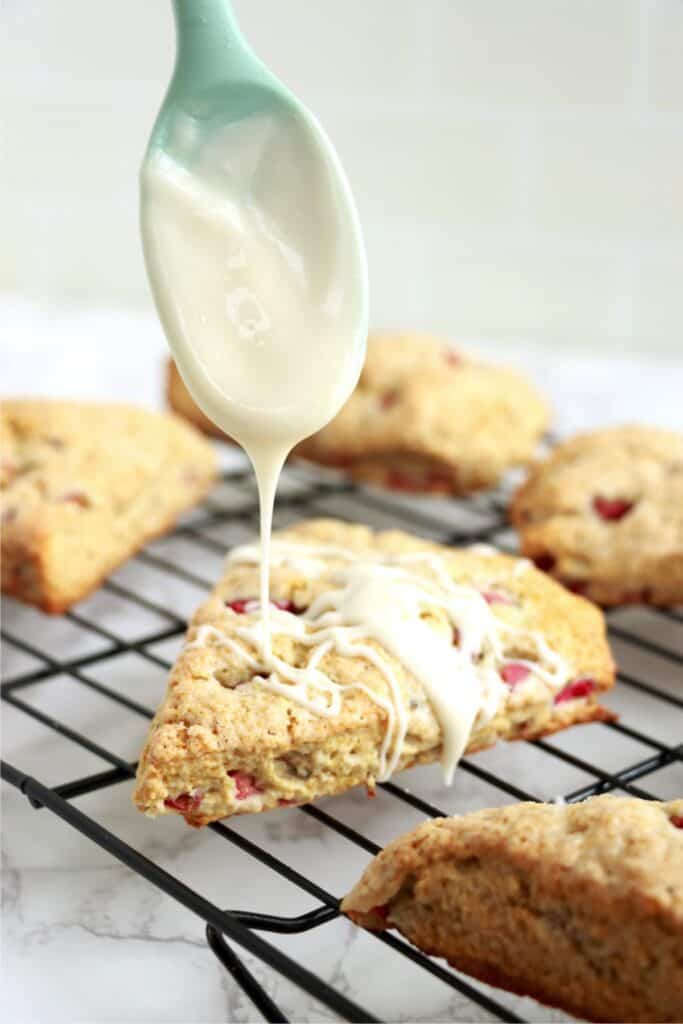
xmin=1 ymin=399 xmax=217 ymax=613
xmin=510 ymin=425 xmax=683 ymax=606
xmin=342 ymin=796 xmax=683 ymax=1024
xmin=134 ymin=519 xmax=614 ymax=827
xmin=167 ymin=334 xmax=550 ymax=493
xmin=167 ymin=359 xmax=229 ymax=441
xmin=296 ymin=332 xmax=550 ymax=494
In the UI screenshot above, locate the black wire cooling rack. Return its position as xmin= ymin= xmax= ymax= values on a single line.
xmin=2 ymin=460 xmax=682 ymax=1023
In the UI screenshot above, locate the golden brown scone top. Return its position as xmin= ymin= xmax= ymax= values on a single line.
xmin=298 ymin=332 xmax=549 ymax=481
xmin=511 ymin=424 xmax=683 ymax=605
xmin=1 ymin=395 xmax=215 ymax=503
xmin=342 ymin=795 xmax=683 ymax=926
xmin=1 ymin=398 xmax=217 ymax=540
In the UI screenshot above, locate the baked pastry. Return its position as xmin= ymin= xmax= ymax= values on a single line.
xmin=296 ymin=332 xmax=549 ymax=494
xmin=510 ymin=425 xmax=683 ymax=606
xmin=134 ymin=519 xmax=614 ymax=827
xmin=342 ymin=796 xmax=683 ymax=1024
xmin=167 ymin=333 xmax=550 ymax=493
xmin=166 ymin=358 xmax=228 ymax=441
xmin=1 ymin=399 xmax=217 ymax=613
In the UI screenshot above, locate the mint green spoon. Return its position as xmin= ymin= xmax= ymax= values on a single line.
xmin=148 ymin=0 xmax=304 ymax=158
xmin=140 ymin=0 xmax=368 ymax=444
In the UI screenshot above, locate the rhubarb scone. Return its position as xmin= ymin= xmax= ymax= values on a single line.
xmin=511 ymin=425 xmax=683 ymax=606
xmin=296 ymin=332 xmax=549 ymax=494
xmin=342 ymin=796 xmax=683 ymax=1024
xmin=167 ymin=333 xmax=550 ymax=493
xmin=1 ymin=399 xmax=217 ymax=612
xmin=134 ymin=519 xmax=615 ymax=826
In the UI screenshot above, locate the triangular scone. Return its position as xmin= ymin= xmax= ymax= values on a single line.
xmin=135 ymin=520 xmax=615 ymax=826
xmin=1 ymin=400 xmax=217 ymax=612
xmin=510 ymin=425 xmax=683 ymax=606
xmin=295 ymin=333 xmax=549 ymax=494
xmin=342 ymin=796 xmax=683 ymax=1023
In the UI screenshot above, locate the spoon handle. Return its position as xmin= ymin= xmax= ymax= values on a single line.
xmin=171 ymin=0 xmax=259 ymax=91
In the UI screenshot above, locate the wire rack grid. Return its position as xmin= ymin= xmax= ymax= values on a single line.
xmin=2 ymin=460 xmax=682 ymax=1023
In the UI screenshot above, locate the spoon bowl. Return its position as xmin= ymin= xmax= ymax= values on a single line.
xmin=141 ymin=0 xmax=368 ymax=446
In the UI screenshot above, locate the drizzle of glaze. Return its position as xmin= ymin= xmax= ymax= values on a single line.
xmin=467 ymin=543 xmax=532 ymax=578
xmin=466 ymin=543 xmax=499 ymax=556
xmin=191 ymin=540 xmax=574 ymax=783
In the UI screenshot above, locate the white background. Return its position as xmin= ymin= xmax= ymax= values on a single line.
xmin=2 ymin=0 xmax=683 ymax=356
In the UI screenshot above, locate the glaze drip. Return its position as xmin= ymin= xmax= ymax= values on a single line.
xmin=194 ymin=540 xmax=573 ymax=782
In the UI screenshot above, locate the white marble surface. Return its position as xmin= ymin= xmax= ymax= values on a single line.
xmin=2 ymin=300 xmax=682 ymax=1023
